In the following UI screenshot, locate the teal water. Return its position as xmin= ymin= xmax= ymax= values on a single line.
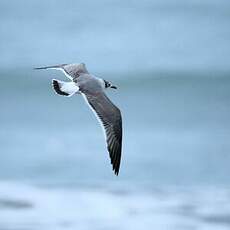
xmin=1 ymin=0 xmax=230 ymax=229
xmin=0 ymin=70 xmax=230 ymax=186
xmin=1 ymin=76 xmax=230 ymax=229
xmin=0 ymin=0 xmax=230 ymax=73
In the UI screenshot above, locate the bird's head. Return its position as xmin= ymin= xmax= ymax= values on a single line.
xmin=103 ymin=80 xmax=117 ymax=90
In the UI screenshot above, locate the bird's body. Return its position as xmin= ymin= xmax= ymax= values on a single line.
xmin=35 ymin=63 xmax=122 ymax=175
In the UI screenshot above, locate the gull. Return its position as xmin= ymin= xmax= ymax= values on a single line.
xmin=35 ymin=63 xmax=122 ymax=175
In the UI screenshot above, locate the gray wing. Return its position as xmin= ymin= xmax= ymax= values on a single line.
xmin=34 ymin=63 xmax=88 ymax=80
xmin=83 ymin=92 xmax=122 ymax=175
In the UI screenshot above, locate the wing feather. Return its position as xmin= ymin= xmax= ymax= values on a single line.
xmin=34 ymin=63 xmax=88 ymax=80
xmin=82 ymin=92 xmax=122 ymax=175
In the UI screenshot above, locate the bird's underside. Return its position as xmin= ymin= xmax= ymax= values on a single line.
xmin=35 ymin=63 xmax=122 ymax=175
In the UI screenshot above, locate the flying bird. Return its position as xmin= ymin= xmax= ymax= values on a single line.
xmin=35 ymin=63 xmax=122 ymax=175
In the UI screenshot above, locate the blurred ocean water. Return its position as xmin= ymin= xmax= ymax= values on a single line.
xmin=0 ymin=0 xmax=230 ymax=229
xmin=0 ymin=0 xmax=230 ymax=73
xmin=0 ymin=182 xmax=230 ymax=230
xmin=0 ymin=71 xmax=229 ymax=185
xmin=0 ymin=71 xmax=230 ymax=229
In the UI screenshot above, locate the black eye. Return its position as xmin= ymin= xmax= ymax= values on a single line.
xmin=104 ymin=81 xmax=110 ymax=88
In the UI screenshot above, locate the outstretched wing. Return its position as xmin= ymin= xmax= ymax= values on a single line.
xmin=34 ymin=64 xmax=72 ymax=79
xmin=34 ymin=63 xmax=88 ymax=80
xmin=82 ymin=92 xmax=122 ymax=175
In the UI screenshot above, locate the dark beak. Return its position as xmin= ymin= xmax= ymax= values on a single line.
xmin=110 ymin=85 xmax=117 ymax=89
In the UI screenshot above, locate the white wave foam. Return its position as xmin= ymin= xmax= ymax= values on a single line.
xmin=0 ymin=182 xmax=230 ymax=230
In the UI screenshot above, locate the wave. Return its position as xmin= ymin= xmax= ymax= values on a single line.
xmin=0 ymin=182 xmax=230 ymax=230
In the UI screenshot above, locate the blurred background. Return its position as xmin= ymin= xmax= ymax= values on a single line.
xmin=0 ymin=0 xmax=230 ymax=229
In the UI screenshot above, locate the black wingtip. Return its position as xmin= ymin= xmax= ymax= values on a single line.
xmin=52 ymin=79 xmax=69 ymax=96
xmin=110 ymin=149 xmax=121 ymax=176
xmin=113 ymin=160 xmax=120 ymax=176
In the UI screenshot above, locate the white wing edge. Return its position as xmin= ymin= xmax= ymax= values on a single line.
xmin=81 ymin=93 xmax=107 ymax=142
